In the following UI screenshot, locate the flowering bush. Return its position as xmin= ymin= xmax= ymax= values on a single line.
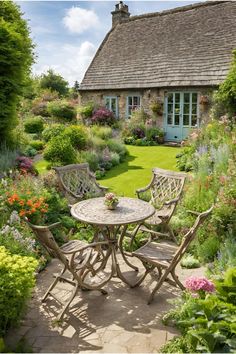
xmin=185 ymin=276 xmax=215 ymax=294
xmin=6 ymin=191 xmax=48 ymax=224
xmin=104 ymin=193 xmax=119 ymax=207
xmin=91 ymin=107 xmax=115 ymax=126
xmin=15 ymin=156 xmax=38 ymax=175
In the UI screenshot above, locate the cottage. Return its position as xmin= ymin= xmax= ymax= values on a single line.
xmin=79 ymin=1 xmax=236 ymax=141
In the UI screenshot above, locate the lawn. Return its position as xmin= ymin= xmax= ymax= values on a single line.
xmin=101 ymin=145 xmax=181 ymax=197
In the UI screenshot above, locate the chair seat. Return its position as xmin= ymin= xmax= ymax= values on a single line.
xmin=60 ymin=239 xmax=87 ymax=252
xmin=132 ymin=241 xmax=178 ymax=264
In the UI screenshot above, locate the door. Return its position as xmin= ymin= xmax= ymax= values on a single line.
xmin=164 ymin=92 xmax=199 ymax=141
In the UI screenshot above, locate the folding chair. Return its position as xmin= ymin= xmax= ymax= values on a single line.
xmin=126 ymin=206 xmax=213 ymax=304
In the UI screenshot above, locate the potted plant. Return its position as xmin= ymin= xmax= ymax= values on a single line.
xmin=104 ymin=193 xmax=119 ymax=210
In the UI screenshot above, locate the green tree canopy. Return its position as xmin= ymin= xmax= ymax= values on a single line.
xmin=216 ymin=49 xmax=236 ymax=116
xmin=39 ymin=69 xmax=69 ymax=96
xmin=0 ymin=0 xmax=34 ymax=145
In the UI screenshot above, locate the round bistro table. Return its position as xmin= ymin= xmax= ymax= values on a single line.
xmin=71 ymin=197 xmax=155 ymax=285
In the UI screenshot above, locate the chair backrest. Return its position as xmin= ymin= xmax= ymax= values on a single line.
xmin=53 ymin=163 xmax=104 ymax=201
xmin=26 ymin=221 xmax=69 ymax=268
xmin=170 ymin=206 xmax=213 ymax=268
xmin=150 ymin=168 xmax=186 ymax=209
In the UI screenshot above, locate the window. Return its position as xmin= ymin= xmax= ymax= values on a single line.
xmin=105 ymin=97 xmax=118 ymax=117
xmin=166 ymin=92 xmax=198 ymax=127
xmin=127 ymin=95 xmax=141 ymax=118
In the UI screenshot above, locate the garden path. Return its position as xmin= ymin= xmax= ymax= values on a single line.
xmin=6 ymin=255 xmax=204 ymax=353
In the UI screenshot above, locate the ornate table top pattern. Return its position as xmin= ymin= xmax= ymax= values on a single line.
xmin=71 ymin=197 xmax=155 ymax=226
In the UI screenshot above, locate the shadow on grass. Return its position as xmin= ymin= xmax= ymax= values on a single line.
xmin=102 ymin=153 xmax=143 ymax=180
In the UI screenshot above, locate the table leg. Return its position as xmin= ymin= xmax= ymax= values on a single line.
xmin=118 ymin=225 xmax=139 ymax=272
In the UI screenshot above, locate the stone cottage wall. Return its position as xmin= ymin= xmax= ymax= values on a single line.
xmin=79 ymin=87 xmax=214 ymax=130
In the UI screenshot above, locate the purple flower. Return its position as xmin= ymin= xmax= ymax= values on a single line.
xmin=185 ymin=276 xmax=215 ymax=293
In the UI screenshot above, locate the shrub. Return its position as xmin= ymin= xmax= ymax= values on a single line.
xmin=88 ymin=135 xmax=106 ymax=150
xmin=78 ymin=102 xmax=94 ymax=119
xmin=132 ymin=127 xmax=145 ymax=139
xmin=44 ymin=135 xmax=77 ymax=165
xmin=15 ymin=156 xmax=38 ymax=175
xmin=40 ymin=69 xmax=69 ymax=97
xmin=106 ymin=139 xmax=127 ymax=161
xmin=91 ymin=107 xmax=115 ymax=126
xmin=31 ymin=98 xmax=48 ymax=117
xmin=197 ymin=235 xmax=221 ymax=262
xmin=0 ymin=246 xmax=38 ymax=335
xmin=42 ymin=124 xmax=65 ymax=142
xmin=64 ymin=125 xmax=87 ymax=149
xmin=24 ymin=116 xmax=44 ymax=134
xmin=110 ymin=152 xmax=120 ymax=166
xmin=29 ymin=140 xmax=44 ymax=151
xmin=24 ymin=146 xmax=37 ymax=158
xmin=91 ymin=125 xmax=113 ymax=140
xmin=80 ymin=150 xmax=99 ymax=171
xmin=0 ymin=145 xmax=18 ymax=174
xmin=47 ymin=100 xmax=76 ymax=121
xmin=145 ymin=127 xmax=162 ymax=142
xmin=181 ymin=254 xmax=200 ymax=269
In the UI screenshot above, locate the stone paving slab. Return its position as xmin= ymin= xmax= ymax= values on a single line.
xmin=5 ymin=256 xmax=204 ymax=353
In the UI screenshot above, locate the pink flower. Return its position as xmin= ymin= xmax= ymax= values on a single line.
xmin=185 ymin=276 xmax=215 ymax=293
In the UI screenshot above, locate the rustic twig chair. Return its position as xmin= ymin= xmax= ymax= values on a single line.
xmin=26 ymin=220 xmax=112 ymax=320
xmin=53 ymin=163 xmax=108 ymax=205
xmin=125 ymin=206 xmax=213 ymax=304
xmin=133 ymin=168 xmax=187 ymax=242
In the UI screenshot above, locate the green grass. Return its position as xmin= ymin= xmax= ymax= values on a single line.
xmin=35 ymin=159 xmax=50 ymax=174
xmin=101 ymin=145 xmax=181 ymax=197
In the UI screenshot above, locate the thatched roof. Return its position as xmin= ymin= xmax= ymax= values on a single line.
xmin=80 ymin=1 xmax=236 ymax=90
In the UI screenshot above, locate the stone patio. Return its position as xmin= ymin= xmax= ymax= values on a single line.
xmin=5 ymin=255 xmax=204 ymax=353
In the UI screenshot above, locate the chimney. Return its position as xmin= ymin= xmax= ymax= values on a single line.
xmin=111 ymin=1 xmax=130 ymax=27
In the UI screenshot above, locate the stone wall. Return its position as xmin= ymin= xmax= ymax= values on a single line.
xmin=79 ymin=87 xmax=214 ymax=129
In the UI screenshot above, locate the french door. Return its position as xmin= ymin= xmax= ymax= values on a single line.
xmin=164 ymin=92 xmax=199 ymax=141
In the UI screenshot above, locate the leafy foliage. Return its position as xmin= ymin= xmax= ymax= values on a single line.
xmin=47 ymin=100 xmax=77 ymax=121
xmin=0 ymin=1 xmax=34 ymax=145
xmin=39 ymin=69 xmax=69 ymax=96
xmin=0 ymin=246 xmax=38 ymax=336
xmin=91 ymin=107 xmax=115 ymax=126
xmin=24 ymin=116 xmax=44 ymax=134
xmin=44 ymin=135 xmax=77 ymax=165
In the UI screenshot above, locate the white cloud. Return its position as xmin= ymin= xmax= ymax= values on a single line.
xmin=33 ymin=41 xmax=97 ymax=86
xmin=63 ymin=6 xmax=100 ymax=34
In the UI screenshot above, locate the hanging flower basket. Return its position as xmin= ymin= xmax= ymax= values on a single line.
xmin=199 ymin=95 xmax=209 ymax=105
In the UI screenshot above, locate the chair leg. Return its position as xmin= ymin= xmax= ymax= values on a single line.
xmin=42 ymin=266 xmax=67 ymax=302
xmin=56 ymin=281 xmax=80 ymax=321
xmin=131 ymin=262 xmax=154 ymax=288
xmin=147 ymin=271 xmax=170 ymax=305
xmin=171 ymin=271 xmax=185 ymax=290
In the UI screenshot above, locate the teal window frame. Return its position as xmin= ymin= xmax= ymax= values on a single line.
xmin=104 ymin=96 xmax=119 ymax=118
xmin=126 ymin=95 xmax=141 ymax=118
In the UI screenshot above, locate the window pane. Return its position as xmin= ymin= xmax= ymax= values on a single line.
xmin=192 ymin=104 xmax=197 ymax=115
xmin=128 ymin=97 xmax=133 ymax=106
xmin=175 ymin=93 xmax=180 ymax=102
xmin=191 ymin=115 xmax=197 ymax=127
xmin=167 ymin=115 xmax=172 ymax=125
xmin=105 ymin=98 xmax=110 ymax=109
xmin=175 ymin=115 xmax=180 ymax=125
xmin=175 ymin=104 xmax=180 ymax=114
xmin=133 ymin=96 xmax=140 ymax=106
xmin=192 ymin=93 xmax=198 ymax=103
xmin=168 ymin=104 xmax=173 ymax=114
xmin=184 ymin=93 xmax=190 ymax=103
xmin=167 ymin=93 xmax=173 ymax=103
xmin=111 ymin=99 xmax=116 ymax=114
xmin=183 ymin=115 xmax=189 ymax=126
xmin=183 ymin=104 xmax=189 ymax=115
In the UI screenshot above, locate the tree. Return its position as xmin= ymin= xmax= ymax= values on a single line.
xmin=73 ymin=80 xmax=80 ymax=92
xmin=40 ymin=69 xmax=69 ymax=97
xmin=215 ymin=49 xmax=236 ymax=117
xmin=0 ymin=0 xmax=34 ymax=146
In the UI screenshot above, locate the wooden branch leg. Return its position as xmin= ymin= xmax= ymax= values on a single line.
xmin=57 ymin=281 xmax=80 ymax=321
xmin=166 ymin=223 xmax=177 ymax=243
xmin=131 ymin=262 xmax=154 ymax=288
xmin=42 ymin=266 xmax=66 ymax=302
xmin=119 ymin=225 xmax=139 ymax=272
xmin=147 ymin=271 xmax=170 ymax=305
xmin=171 ymin=271 xmax=185 ymax=290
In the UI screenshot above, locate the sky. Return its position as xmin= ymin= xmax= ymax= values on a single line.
xmin=17 ymin=0 xmax=201 ymax=86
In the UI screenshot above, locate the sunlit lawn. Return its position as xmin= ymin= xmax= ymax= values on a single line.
xmin=101 ymin=145 xmax=181 ymax=197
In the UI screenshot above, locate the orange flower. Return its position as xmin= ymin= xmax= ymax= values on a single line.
xmin=19 ymin=210 xmax=26 ymax=217
xmin=26 ymin=200 xmax=33 ymax=206
xmin=31 ymin=208 xmax=36 ymax=213
xmin=40 ymin=208 xmax=48 ymax=213
xmin=19 ymin=200 xmax=25 ymax=206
